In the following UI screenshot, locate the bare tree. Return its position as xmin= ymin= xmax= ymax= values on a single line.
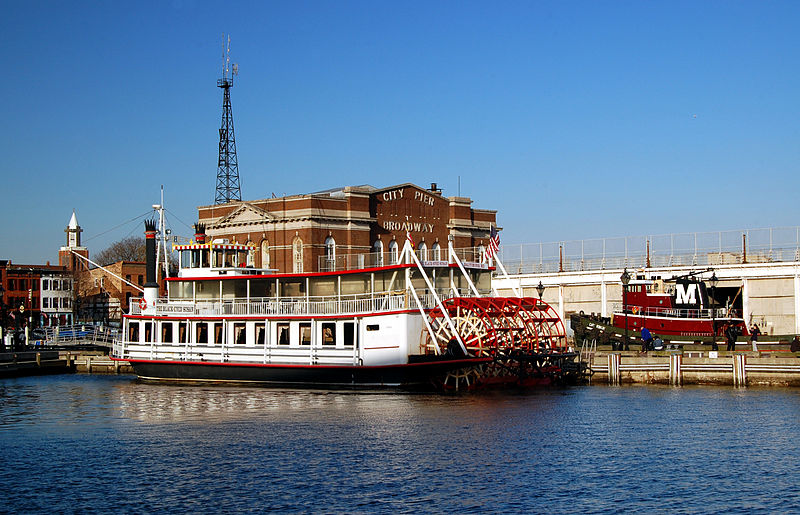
xmin=94 ymin=236 xmax=146 ymax=265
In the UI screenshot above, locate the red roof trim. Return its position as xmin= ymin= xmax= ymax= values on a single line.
xmin=165 ymin=263 xmax=415 ymax=281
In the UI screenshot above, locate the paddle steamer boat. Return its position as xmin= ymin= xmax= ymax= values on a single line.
xmin=112 ymin=221 xmax=572 ymax=388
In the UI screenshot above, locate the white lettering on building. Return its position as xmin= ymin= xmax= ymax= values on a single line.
xmin=382 ymin=221 xmax=435 ymax=233
xmin=414 ymin=191 xmax=435 ymax=206
xmin=382 ymin=189 xmax=404 ymax=201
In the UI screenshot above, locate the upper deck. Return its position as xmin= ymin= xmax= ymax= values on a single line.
xmin=134 ymin=242 xmax=494 ymax=317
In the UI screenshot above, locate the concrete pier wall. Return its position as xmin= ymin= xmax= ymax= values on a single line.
xmin=588 ymin=350 xmax=800 ymax=386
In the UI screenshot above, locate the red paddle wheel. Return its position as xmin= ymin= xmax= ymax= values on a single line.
xmin=425 ymin=297 xmax=567 ymax=355
xmin=423 ymin=297 xmax=577 ymax=390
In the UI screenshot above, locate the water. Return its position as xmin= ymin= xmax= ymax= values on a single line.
xmin=2 ymin=376 xmax=800 ymax=514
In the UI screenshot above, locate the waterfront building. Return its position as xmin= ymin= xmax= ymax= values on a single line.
xmin=77 ymin=261 xmax=146 ymax=324
xmin=0 ymin=260 xmax=74 ymax=329
xmin=197 ymin=183 xmax=497 ymax=273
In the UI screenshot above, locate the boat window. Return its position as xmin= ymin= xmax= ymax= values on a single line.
xmin=277 ymin=323 xmax=290 ymax=345
xmin=299 ymin=323 xmax=311 ymax=345
xmin=196 ymin=322 xmax=208 ymax=344
xmin=280 ymin=279 xmax=304 ymax=297
xmin=161 ymin=322 xmax=173 ymax=343
xmin=310 ymin=277 xmax=336 ymax=296
xmin=196 ymin=280 xmax=218 ymax=300
xmin=341 ymin=275 xmax=370 ymax=295
xmin=343 ymin=322 xmax=355 ymax=348
xmin=322 ymin=323 xmax=336 ymax=346
xmin=214 ymin=324 xmax=223 ymax=344
xmin=366 ymin=324 xmax=379 ymax=331
xmin=234 ymin=323 xmax=246 ymax=345
xmin=222 ymin=279 xmax=246 ymax=299
xmin=181 ymin=251 xmax=192 ymax=269
xmin=212 ymin=249 xmax=225 ymax=268
xmin=250 ymin=279 xmax=274 ymax=299
xmin=178 ymin=322 xmax=187 ymax=343
xmin=128 ymin=322 xmax=140 ymax=343
xmin=255 ymin=323 xmax=266 ymax=345
xmin=144 ymin=322 xmax=153 ymax=342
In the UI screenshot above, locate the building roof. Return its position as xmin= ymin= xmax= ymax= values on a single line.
xmin=68 ymin=210 xmax=79 ymax=230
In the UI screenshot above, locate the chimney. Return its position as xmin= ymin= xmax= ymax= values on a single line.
xmin=430 ymin=182 xmax=441 ymax=195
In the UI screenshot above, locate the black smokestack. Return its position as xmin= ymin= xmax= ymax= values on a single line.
xmin=194 ymin=222 xmax=206 ymax=244
xmin=144 ymin=219 xmax=158 ymax=288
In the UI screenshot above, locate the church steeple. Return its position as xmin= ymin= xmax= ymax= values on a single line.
xmin=59 ymin=210 xmax=88 ymax=271
xmin=66 ymin=210 xmax=82 ymax=248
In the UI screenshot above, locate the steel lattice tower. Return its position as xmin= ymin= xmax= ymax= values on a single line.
xmin=215 ymin=35 xmax=241 ymax=204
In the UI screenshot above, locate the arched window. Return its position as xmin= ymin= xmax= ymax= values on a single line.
xmin=293 ymin=237 xmax=303 ymax=273
xmin=431 ymin=242 xmax=441 ymax=261
xmin=260 ymin=239 xmax=270 ymax=269
xmin=478 ymin=244 xmax=486 ymax=263
xmin=418 ymin=241 xmax=428 ymax=261
xmin=388 ymin=240 xmax=399 ymax=264
xmin=373 ymin=240 xmax=384 ymax=266
xmin=324 ymin=236 xmax=336 ymax=270
xmin=246 ymin=240 xmax=255 ymax=267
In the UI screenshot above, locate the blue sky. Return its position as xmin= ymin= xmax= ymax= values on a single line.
xmin=1 ymin=1 xmax=798 ymax=264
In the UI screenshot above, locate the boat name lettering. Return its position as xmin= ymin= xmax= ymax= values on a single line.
xmin=382 ymin=221 xmax=435 ymax=233
xmin=157 ymin=305 xmax=195 ymax=314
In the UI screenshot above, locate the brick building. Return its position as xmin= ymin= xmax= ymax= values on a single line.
xmin=77 ymin=261 xmax=146 ymax=323
xmin=0 ymin=260 xmax=74 ymax=331
xmin=197 ymin=183 xmax=497 ymax=273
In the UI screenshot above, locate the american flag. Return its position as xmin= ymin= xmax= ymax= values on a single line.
xmin=406 ymin=230 xmax=415 ymax=249
xmin=486 ymin=225 xmax=500 ymax=260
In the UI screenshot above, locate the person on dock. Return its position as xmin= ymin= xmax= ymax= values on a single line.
xmin=641 ymin=327 xmax=653 ymax=352
xmin=725 ymin=323 xmax=738 ymax=352
xmin=791 ymin=336 xmax=800 ymax=353
xmin=750 ymin=324 xmax=761 ymax=352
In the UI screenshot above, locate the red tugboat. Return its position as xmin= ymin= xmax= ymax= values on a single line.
xmin=613 ymin=271 xmax=748 ymax=338
xmin=572 ymin=270 xmax=748 ymax=346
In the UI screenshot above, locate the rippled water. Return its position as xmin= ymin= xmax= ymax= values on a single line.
xmin=2 ymin=375 xmax=800 ymax=514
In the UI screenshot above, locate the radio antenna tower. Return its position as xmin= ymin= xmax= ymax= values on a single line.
xmin=215 ymin=33 xmax=242 ymax=204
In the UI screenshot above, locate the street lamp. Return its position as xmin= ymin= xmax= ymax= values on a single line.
xmin=536 ymin=281 xmax=545 ymax=300
xmin=620 ymin=268 xmax=631 ymax=351
xmin=709 ymin=272 xmax=718 ymax=350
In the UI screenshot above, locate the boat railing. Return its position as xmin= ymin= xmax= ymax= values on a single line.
xmin=317 ymin=247 xmax=489 ymax=272
xmin=130 ymin=289 xmax=466 ymax=317
xmin=612 ymin=303 xmax=742 ymax=319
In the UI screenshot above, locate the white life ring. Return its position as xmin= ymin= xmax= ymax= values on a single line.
xmin=139 ymin=298 xmax=147 ymax=310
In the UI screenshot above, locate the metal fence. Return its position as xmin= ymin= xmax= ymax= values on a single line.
xmin=37 ymin=324 xmax=118 ymax=346
xmin=499 ymin=226 xmax=800 ymax=274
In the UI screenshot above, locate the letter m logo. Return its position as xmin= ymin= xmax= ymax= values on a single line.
xmin=675 ymin=283 xmax=698 ymax=305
